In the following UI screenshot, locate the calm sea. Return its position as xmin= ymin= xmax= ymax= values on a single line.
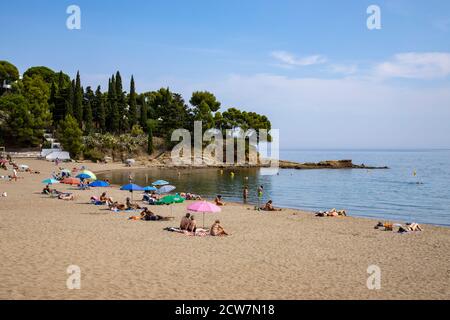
xmin=98 ymin=149 xmax=450 ymax=226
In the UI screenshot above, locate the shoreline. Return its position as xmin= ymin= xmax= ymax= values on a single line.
xmin=0 ymin=159 xmax=449 ymax=299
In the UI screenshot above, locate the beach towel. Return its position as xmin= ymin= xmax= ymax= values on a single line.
xmin=164 ymin=227 xmax=210 ymax=237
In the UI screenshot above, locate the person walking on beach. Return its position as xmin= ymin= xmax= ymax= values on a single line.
xmin=257 ymin=185 xmax=264 ymax=210
xmin=243 ymin=185 xmax=249 ymax=203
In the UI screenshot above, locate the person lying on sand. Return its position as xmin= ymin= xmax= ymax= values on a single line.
xmin=210 ymin=220 xmax=229 ymax=236
xmin=315 ymin=208 xmax=346 ymax=217
xmin=398 ymin=223 xmax=423 ymax=233
xmin=58 ymin=193 xmax=74 ymax=200
xmin=261 ymin=200 xmax=282 ymax=211
xmin=138 ymin=207 xmax=174 ymax=221
xmin=180 ymin=213 xmax=191 ymax=230
xmin=126 ymin=197 xmax=142 ymax=210
xmin=215 ymin=195 xmax=225 ymax=206
xmin=109 ymin=201 xmax=126 ymax=211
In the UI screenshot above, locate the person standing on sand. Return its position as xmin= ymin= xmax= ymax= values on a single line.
xmin=11 ymin=168 xmax=18 ymax=182
xmin=257 ymin=185 xmax=264 ymax=210
xmin=243 ymin=186 xmax=249 ymax=203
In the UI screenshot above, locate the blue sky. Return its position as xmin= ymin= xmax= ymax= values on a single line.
xmin=1 ymin=0 xmax=450 ymax=148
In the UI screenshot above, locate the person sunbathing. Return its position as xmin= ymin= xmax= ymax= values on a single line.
xmin=188 ymin=215 xmax=197 ymax=232
xmin=210 ymin=220 xmax=229 ymax=236
xmin=261 ymin=200 xmax=282 ymax=211
xmin=215 ymin=195 xmax=225 ymax=206
xmin=109 ymin=201 xmax=126 ymax=211
xmin=316 ymin=208 xmax=346 ymax=217
xmin=42 ymin=185 xmax=51 ymax=194
xmin=140 ymin=207 xmax=174 ymax=221
xmin=398 ymin=223 xmax=423 ymax=233
xmin=126 ymin=197 xmax=142 ymax=210
xmin=99 ymin=192 xmax=113 ymax=203
xmin=180 ymin=213 xmax=191 ymax=230
xmin=58 ymin=193 xmax=74 ymax=200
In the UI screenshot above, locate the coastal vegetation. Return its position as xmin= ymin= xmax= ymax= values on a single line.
xmin=0 ymin=61 xmax=271 ymax=161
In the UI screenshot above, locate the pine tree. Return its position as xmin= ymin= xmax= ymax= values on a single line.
xmin=73 ymin=71 xmax=83 ymax=126
xmin=128 ymin=75 xmax=137 ymax=127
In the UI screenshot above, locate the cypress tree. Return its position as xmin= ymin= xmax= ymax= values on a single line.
xmin=65 ymin=80 xmax=74 ymax=116
xmin=83 ymin=100 xmax=93 ymax=134
xmin=107 ymin=75 xmax=119 ymax=133
xmin=73 ymin=71 xmax=83 ymax=126
xmin=128 ymin=75 xmax=137 ymax=127
xmin=140 ymin=96 xmax=148 ymax=130
xmin=115 ymin=71 xmax=128 ymax=132
xmin=95 ymin=86 xmax=106 ymax=132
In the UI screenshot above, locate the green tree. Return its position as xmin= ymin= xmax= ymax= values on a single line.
xmin=0 ymin=87 xmax=51 ymax=147
xmin=190 ymin=91 xmax=221 ymax=132
xmin=0 ymin=61 xmax=19 ymax=95
xmin=57 ymin=115 xmax=83 ymax=158
xmin=94 ymin=86 xmax=106 ymax=132
xmin=83 ymin=100 xmax=93 ymax=134
xmin=65 ymin=80 xmax=74 ymax=116
xmin=23 ymin=66 xmax=55 ymax=84
xmin=73 ymin=71 xmax=83 ymax=126
xmin=115 ymin=71 xmax=128 ymax=132
xmin=107 ymin=76 xmax=119 ymax=133
xmin=139 ymin=95 xmax=148 ymax=129
xmin=128 ymin=75 xmax=137 ymax=127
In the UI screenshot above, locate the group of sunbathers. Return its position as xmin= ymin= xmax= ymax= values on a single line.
xmin=178 ymin=212 xmax=228 ymax=236
xmin=42 ymin=184 xmax=74 ymax=200
xmin=315 ymin=208 xmax=347 ymax=217
xmin=374 ymin=221 xmax=423 ymax=233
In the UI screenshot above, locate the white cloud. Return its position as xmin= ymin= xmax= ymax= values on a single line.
xmin=201 ymin=73 xmax=450 ymax=148
xmin=328 ymin=64 xmax=358 ymax=75
xmin=374 ymin=52 xmax=450 ymax=80
xmin=270 ymin=51 xmax=327 ymax=67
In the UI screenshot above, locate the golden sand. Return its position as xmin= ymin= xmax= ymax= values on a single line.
xmin=0 ymin=159 xmax=449 ymax=299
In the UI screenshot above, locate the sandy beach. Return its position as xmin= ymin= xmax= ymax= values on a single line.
xmin=0 ymin=159 xmax=449 ymax=300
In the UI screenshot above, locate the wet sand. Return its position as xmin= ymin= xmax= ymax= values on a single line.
xmin=0 ymin=159 xmax=449 ymax=299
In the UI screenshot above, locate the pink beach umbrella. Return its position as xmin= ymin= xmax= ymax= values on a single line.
xmin=187 ymin=201 xmax=221 ymax=228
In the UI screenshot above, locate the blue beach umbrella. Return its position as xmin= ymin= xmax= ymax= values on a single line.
xmin=120 ymin=183 xmax=145 ymax=200
xmin=89 ymin=180 xmax=110 ymax=187
xmin=143 ymin=186 xmax=157 ymax=192
xmin=157 ymin=185 xmax=176 ymax=194
xmin=42 ymin=178 xmax=59 ymax=184
xmin=152 ymin=180 xmax=169 ymax=186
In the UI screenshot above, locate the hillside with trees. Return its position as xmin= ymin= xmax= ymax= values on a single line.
xmin=0 ymin=60 xmax=271 ymax=162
